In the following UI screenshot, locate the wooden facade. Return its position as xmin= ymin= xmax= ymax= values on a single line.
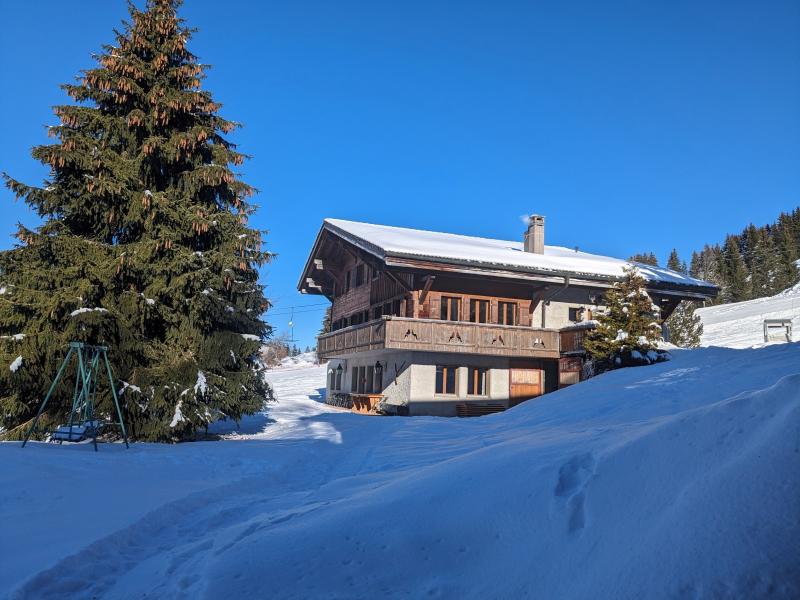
xmin=317 ymin=317 xmax=560 ymax=360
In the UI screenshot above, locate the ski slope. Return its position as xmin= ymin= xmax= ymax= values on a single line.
xmin=698 ymin=282 xmax=800 ymax=348
xmin=2 ymin=344 xmax=799 ymax=599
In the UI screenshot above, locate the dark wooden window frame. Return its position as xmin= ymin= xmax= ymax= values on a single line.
xmin=440 ymin=296 xmax=461 ymax=321
xmin=435 ymin=365 xmax=458 ymax=395
xmin=498 ymin=301 xmax=516 ymax=326
xmin=467 ymin=366 xmax=488 ymax=396
xmin=469 ymin=299 xmax=489 ymax=324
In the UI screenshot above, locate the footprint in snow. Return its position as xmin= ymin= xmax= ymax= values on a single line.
xmin=554 ymin=452 xmax=596 ymax=534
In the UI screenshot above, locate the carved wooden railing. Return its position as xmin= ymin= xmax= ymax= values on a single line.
xmin=318 ymin=317 xmax=560 ymax=359
xmin=559 ymin=322 xmax=597 ymax=355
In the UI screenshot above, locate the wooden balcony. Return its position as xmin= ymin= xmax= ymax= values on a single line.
xmin=559 ymin=322 xmax=597 ymax=355
xmin=317 ymin=316 xmax=560 ymax=360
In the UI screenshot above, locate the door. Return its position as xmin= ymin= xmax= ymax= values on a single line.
xmin=509 ymin=366 xmax=542 ymax=407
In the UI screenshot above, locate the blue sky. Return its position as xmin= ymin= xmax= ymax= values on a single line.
xmin=1 ymin=0 xmax=798 ymax=348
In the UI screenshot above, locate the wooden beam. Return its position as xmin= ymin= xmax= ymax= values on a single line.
xmin=384 ymin=269 xmax=412 ymax=292
xmin=419 ymin=275 xmax=436 ymax=304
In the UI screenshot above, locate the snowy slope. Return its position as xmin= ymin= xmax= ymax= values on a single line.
xmin=2 ymin=344 xmax=800 ymax=599
xmin=697 ymin=282 xmax=800 ymax=348
xmin=270 ymin=350 xmax=318 ymax=370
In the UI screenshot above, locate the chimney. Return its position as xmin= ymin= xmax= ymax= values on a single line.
xmin=523 ymin=214 xmax=545 ymax=254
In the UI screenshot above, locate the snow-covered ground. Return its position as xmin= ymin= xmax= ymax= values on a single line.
xmin=2 ymin=344 xmax=799 ymax=599
xmin=698 ymin=282 xmax=800 ymax=348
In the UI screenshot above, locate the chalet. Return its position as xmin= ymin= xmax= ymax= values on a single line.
xmin=298 ymin=216 xmax=717 ymax=416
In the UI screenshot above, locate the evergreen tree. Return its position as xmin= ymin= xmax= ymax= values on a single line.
xmin=665 ymin=301 xmax=703 ymax=348
xmin=774 ymin=213 xmax=799 ymax=290
xmin=687 ymin=208 xmax=799 ymax=304
xmin=584 ymin=266 xmax=665 ymax=371
xmin=319 ymin=306 xmax=332 ymax=336
xmin=666 ymin=249 xmax=684 ymax=273
xmin=689 ymin=251 xmax=702 ymax=278
xmin=0 ymin=0 xmax=273 ymax=441
xmin=629 ymin=252 xmax=659 ymax=266
xmin=721 ymin=236 xmax=750 ymax=302
xmin=750 ymin=228 xmax=779 ymax=296
xmin=741 ymin=224 xmax=760 ymax=272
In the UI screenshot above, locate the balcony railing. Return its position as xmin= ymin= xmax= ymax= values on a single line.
xmin=558 ymin=322 xmax=597 ymax=355
xmin=317 ymin=316 xmax=560 ymax=360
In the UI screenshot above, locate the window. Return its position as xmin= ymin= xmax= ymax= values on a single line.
xmin=469 ymin=299 xmax=489 ymax=323
xmin=345 ymin=270 xmax=351 ymax=292
xmin=440 ymin=296 xmax=460 ymax=321
xmin=366 ymin=366 xmax=374 ymax=393
xmin=435 ymin=365 xmax=457 ymax=395
xmin=357 ymin=366 xmax=367 ymax=393
xmin=467 ymin=367 xmax=488 ymax=396
xmin=335 ymin=365 xmax=343 ymax=390
xmin=374 ymin=362 xmax=383 ymax=392
xmin=355 ymin=264 xmax=366 ymax=287
xmin=569 ymin=307 xmax=582 ymax=322
xmin=498 ymin=302 xmax=516 ymax=326
xmin=351 ymin=367 xmax=358 ymax=392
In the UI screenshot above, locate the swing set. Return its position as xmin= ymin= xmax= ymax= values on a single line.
xmin=21 ymin=342 xmax=129 ymax=451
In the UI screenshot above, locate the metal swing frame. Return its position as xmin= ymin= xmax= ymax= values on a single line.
xmin=21 ymin=342 xmax=129 ymax=451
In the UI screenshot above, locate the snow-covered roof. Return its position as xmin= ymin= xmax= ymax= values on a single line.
xmin=316 ymin=219 xmax=714 ymax=291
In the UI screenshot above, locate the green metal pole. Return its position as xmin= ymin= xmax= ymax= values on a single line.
xmin=103 ymin=350 xmax=129 ymax=448
xmin=21 ymin=347 xmax=74 ymax=448
xmin=67 ymin=354 xmax=82 ymax=429
xmin=89 ymin=349 xmax=100 ymax=451
xmin=75 ymin=346 xmax=97 ymax=451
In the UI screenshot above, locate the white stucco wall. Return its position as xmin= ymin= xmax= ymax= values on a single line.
xmin=530 ymin=300 xmax=594 ymax=329
xmin=325 ymin=350 xmax=557 ymax=417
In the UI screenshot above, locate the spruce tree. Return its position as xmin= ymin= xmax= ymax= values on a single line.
xmin=667 ymin=249 xmax=683 ymax=272
xmin=750 ymin=229 xmax=779 ymax=296
xmin=319 ymin=306 xmax=332 ymax=336
xmin=629 ymin=252 xmax=659 ymax=266
xmin=665 ymin=301 xmax=703 ymax=348
xmin=722 ymin=236 xmax=750 ymax=302
xmin=0 ymin=0 xmax=273 ymax=441
xmin=774 ymin=214 xmax=799 ymax=290
xmin=584 ymin=266 xmax=665 ymax=371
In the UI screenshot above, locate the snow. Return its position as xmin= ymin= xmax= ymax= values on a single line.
xmin=119 ymin=382 xmax=141 ymax=395
xmin=69 ymin=307 xmax=108 ymax=317
xmin=240 ymin=333 xmax=260 ymax=341
xmin=0 ymin=286 xmax=6 ymax=295
xmin=2 ymin=344 xmax=799 ymax=598
xmin=9 ymin=355 xmax=23 ymax=372
xmin=169 ymin=400 xmax=184 ymax=428
xmin=321 ymin=219 xmax=713 ymax=288
xmin=145 ymin=298 xmax=155 ymax=306
xmin=1 ymin=333 xmax=25 ymax=341
xmin=194 ymin=371 xmax=207 ymax=395
xmin=697 ymin=281 xmax=800 ymax=348
xmin=270 ymin=350 xmax=319 ymax=370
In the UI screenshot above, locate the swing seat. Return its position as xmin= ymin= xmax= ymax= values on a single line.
xmin=51 ymin=420 xmax=101 ymax=442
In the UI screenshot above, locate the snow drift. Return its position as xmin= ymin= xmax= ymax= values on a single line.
xmin=2 ymin=344 xmax=799 ymax=599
